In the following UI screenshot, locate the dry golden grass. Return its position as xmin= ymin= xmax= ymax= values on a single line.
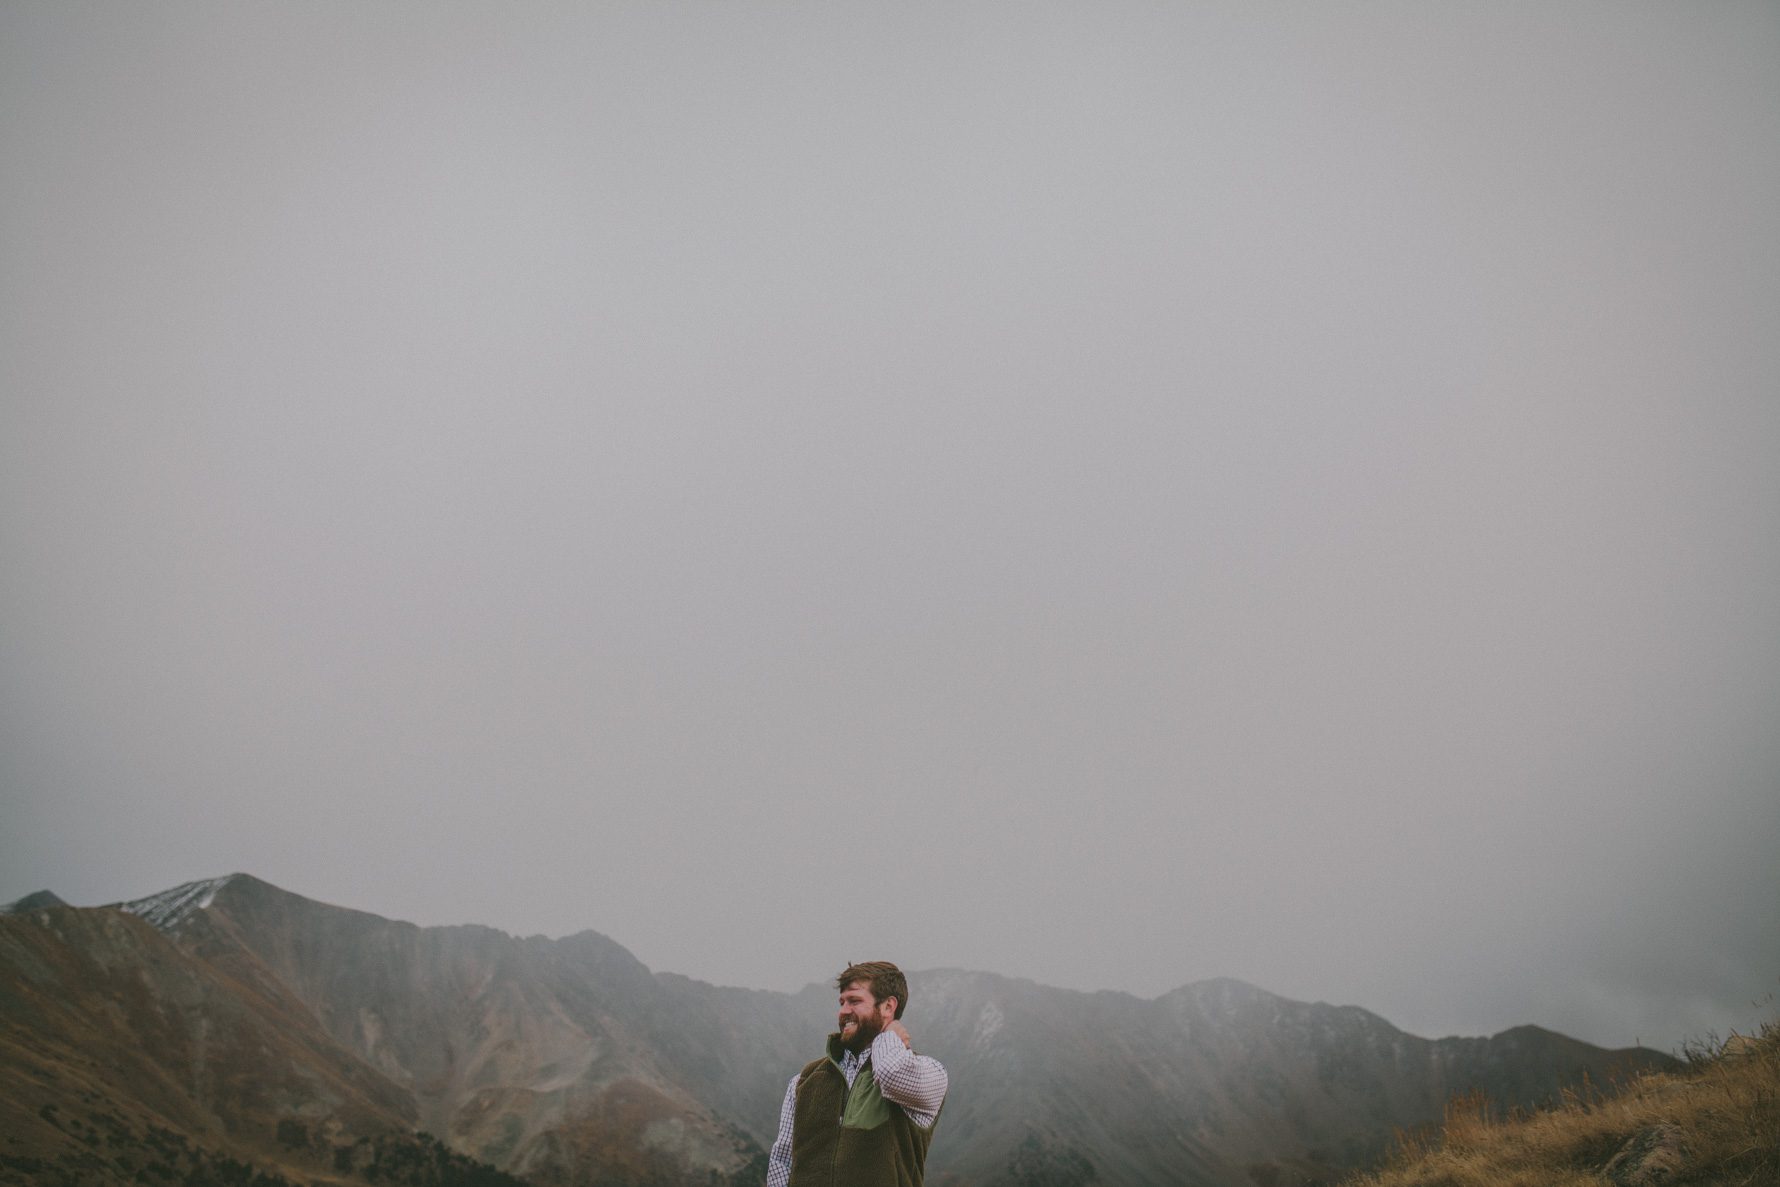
xmin=1342 ymin=1021 xmax=1780 ymax=1187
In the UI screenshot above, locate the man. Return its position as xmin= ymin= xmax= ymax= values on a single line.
xmin=766 ymin=960 xmax=948 ymax=1187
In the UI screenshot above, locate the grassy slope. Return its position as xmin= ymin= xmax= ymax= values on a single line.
xmin=1341 ymin=1023 xmax=1779 ymax=1187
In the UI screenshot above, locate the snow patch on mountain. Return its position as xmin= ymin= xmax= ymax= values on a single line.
xmin=971 ymin=1000 xmax=1005 ymax=1047
xmin=116 ymin=875 xmax=237 ymax=931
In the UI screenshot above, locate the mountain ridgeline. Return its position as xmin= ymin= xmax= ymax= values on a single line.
xmin=0 ymin=875 xmax=1675 ymax=1186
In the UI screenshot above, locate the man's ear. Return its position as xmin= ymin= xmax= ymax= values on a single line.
xmin=881 ymin=995 xmax=899 ymax=1021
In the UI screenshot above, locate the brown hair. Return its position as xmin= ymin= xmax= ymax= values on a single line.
xmin=836 ymin=961 xmax=909 ymax=1020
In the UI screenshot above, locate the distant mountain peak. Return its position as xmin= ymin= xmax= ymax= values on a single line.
xmin=1 ymin=889 xmax=69 ymax=914
xmin=1189 ymin=976 xmax=1273 ymax=995
xmin=115 ymin=874 xmax=240 ymax=931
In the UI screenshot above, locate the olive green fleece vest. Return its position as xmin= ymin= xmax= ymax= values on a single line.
xmin=788 ymin=1034 xmax=940 ymax=1187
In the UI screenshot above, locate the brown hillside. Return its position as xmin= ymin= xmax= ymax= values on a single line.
xmin=1342 ymin=1022 xmax=1780 ymax=1187
xmin=185 ymin=874 xmax=766 ymax=1184
xmin=0 ymin=904 xmax=417 ymax=1185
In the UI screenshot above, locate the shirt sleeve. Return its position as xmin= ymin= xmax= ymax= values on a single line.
xmin=869 ymin=1031 xmax=948 ymax=1128
xmin=765 ymin=1073 xmax=798 ymax=1187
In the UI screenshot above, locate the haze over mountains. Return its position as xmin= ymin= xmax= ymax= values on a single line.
xmin=1 ymin=875 xmax=1678 ymax=1186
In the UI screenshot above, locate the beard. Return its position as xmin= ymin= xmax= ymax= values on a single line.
xmin=837 ymin=1012 xmax=884 ymax=1054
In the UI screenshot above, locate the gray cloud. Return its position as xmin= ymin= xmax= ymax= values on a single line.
xmin=4 ymin=2 xmax=1777 ymax=1053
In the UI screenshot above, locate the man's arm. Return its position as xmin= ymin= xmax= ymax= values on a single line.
xmin=870 ymin=1028 xmax=948 ymax=1127
xmin=765 ymin=1073 xmax=797 ymax=1187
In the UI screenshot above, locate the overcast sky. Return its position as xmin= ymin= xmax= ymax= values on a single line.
xmin=3 ymin=3 xmax=1777 ymax=1054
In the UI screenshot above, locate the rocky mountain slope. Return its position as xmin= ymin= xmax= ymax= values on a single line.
xmin=1 ymin=875 xmax=1678 ymax=1186
xmin=0 ymin=901 xmax=514 ymax=1186
xmin=116 ymin=874 xmax=765 ymax=1186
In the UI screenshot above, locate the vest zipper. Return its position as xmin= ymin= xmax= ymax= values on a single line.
xmin=832 ymin=1073 xmax=850 ymax=1182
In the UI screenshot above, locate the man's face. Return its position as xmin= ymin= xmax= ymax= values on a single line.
xmin=837 ymin=980 xmax=892 ymax=1053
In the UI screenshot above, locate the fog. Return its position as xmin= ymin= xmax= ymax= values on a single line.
xmin=3 ymin=2 xmax=1777 ymax=1053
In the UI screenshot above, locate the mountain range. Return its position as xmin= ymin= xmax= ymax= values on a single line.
xmin=0 ymin=874 xmax=1677 ymax=1186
